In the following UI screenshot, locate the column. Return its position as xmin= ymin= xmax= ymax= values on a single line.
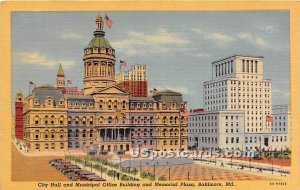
xmin=118 ymin=129 xmax=120 ymax=141
xmin=123 ymin=129 xmax=126 ymax=141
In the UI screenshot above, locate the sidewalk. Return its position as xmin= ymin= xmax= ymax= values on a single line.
xmin=193 ymin=157 xmax=289 ymax=178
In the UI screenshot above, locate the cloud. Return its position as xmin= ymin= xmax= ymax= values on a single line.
xmin=111 ymin=28 xmax=190 ymax=56
xmin=60 ymin=33 xmax=82 ymax=40
xmin=204 ymin=33 xmax=235 ymax=44
xmin=14 ymin=51 xmax=75 ymax=68
xmin=190 ymin=28 xmax=202 ymax=34
xmin=237 ymin=32 xmax=284 ymax=51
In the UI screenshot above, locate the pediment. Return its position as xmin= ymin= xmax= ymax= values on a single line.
xmin=93 ymin=85 xmax=130 ymax=95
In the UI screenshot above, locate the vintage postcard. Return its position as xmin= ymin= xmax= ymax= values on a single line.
xmin=0 ymin=1 xmax=300 ymax=190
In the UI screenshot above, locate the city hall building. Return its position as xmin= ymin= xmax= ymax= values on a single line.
xmin=15 ymin=15 xmax=188 ymax=153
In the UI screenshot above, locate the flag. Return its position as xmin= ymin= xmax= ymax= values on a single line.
xmin=153 ymin=88 xmax=160 ymax=94
xmin=266 ymin=115 xmax=273 ymax=123
xmin=120 ymin=60 xmax=127 ymax=67
xmin=105 ymin=14 xmax=112 ymax=29
xmin=180 ymin=108 xmax=189 ymax=117
xmin=67 ymin=80 xmax=72 ymax=85
xmin=29 ymin=81 xmax=36 ymax=88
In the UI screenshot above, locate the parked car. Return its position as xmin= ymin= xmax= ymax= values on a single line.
xmin=117 ymin=150 xmax=125 ymax=155
xmin=99 ymin=150 xmax=108 ymax=155
xmin=87 ymin=150 xmax=97 ymax=156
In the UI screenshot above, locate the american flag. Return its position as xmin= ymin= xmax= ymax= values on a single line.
xmin=266 ymin=115 xmax=273 ymax=123
xmin=29 ymin=81 xmax=36 ymax=88
xmin=105 ymin=14 xmax=112 ymax=29
xmin=67 ymin=80 xmax=72 ymax=85
xmin=120 ymin=60 xmax=127 ymax=67
xmin=180 ymin=108 xmax=189 ymax=117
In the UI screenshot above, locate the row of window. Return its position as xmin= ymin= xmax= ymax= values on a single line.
xmin=33 ymin=115 xmax=64 ymax=125
xmin=35 ymin=143 xmax=65 ymax=150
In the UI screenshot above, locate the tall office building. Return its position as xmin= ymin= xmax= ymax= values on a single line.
xmin=189 ymin=55 xmax=284 ymax=151
xmin=116 ymin=65 xmax=148 ymax=97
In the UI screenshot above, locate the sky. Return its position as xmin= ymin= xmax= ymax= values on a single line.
xmin=12 ymin=11 xmax=290 ymax=109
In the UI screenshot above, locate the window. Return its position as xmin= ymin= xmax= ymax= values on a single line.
xmin=67 ymin=117 xmax=72 ymax=125
xmin=90 ymin=117 xmax=94 ymax=125
xmin=75 ymin=117 xmax=79 ymax=124
xmin=59 ymin=116 xmax=64 ymax=125
xmin=34 ymin=116 xmax=40 ymax=125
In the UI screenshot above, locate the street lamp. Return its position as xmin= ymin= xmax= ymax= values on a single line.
xmin=187 ymin=171 xmax=190 ymax=181
xmin=166 ymin=161 xmax=171 ymax=181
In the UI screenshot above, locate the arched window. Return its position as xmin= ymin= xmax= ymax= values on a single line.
xmin=59 ymin=116 xmax=64 ymax=125
xmin=82 ymin=117 xmax=86 ymax=125
xmin=34 ymin=116 xmax=40 ymax=125
xmin=75 ymin=142 xmax=80 ymax=148
xmin=68 ymin=129 xmax=72 ymax=138
xmin=101 ymin=63 xmax=106 ymax=76
xmin=45 ymin=143 xmax=49 ymax=150
xmin=51 ymin=130 xmax=55 ymax=139
xmin=108 ymin=116 xmax=113 ymax=124
xmin=122 ymin=101 xmax=126 ymax=109
xmin=130 ymin=117 xmax=134 ymax=124
xmin=89 ymin=117 xmax=93 ymax=125
xmin=82 ymin=129 xmax=86 ymax=138
xmin=174 ymin=117 xmax=179 ymax=124
xmin=163 ymin=116 xmax=167 ymax=124
xmin=144 ymin=116 xmax=147 ymax=124
xmin=94 ymin=63 xmax=99 ymax=76
xmin=51 ymin=143 xmax=55 ymax=150
xmin=68 ymin=116 xmax=72 ymax=125
xmin=170 ymin=116 xmax=173 ymax=124
xmin=99 ymin=100 xmax=104 ymax=109
xmin=150 ymin=117 xmax=154 ymax=124
xmin=44 ymin=115 xmax=49 ymax=125
xmin=75 ymin=117 xmax=79 ymax=125
xmin=34 ymin=130 xmax=40 ymax=139
xmin=59 ymin=130 xmax=64 ymax=139
xmin=163 ymin=129 xmax=167 ymax=137
xmin=44 ymin=130 xmax=49 ymax=139
xmin=88 ymin=63 xmax=92 ymax=76
xmin=51 ymin=115 xmax=55 ymax=125
xmin=75 ymin=130 xmax=79 ymax=138
xmin=113 ymin=100 xmax=118 ymax=109
xmin=99 ymin=116 xmax=104 ymax=124
xmin=108 ymin=100 xmax=112 ymax=109
xmin=90 ymin=130 xmax=93 ymax=138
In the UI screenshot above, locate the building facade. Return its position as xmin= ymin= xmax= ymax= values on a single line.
xmin=17 ymin=15 xmax=188 ymax=153
xmin=15 ymin=89 xmax=24 ymax=140
xmin=116 ymin=65 xmax=148 ymax=97
xmin=189 ymin=55 xmax=289 ymax=151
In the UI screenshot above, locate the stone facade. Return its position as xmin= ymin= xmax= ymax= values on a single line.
xmin=17 ymin=15 xmax=188 ymax=153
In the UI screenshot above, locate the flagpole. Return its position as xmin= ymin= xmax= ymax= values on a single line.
xmin=28 ymin=81 xmax=30 ymax=96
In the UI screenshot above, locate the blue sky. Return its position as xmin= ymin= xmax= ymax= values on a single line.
xmin=12 ymin=12 xmax=290 ymax=109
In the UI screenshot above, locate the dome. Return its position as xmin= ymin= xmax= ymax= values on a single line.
xmin=87 ymin=35 xmax=112 ymax=48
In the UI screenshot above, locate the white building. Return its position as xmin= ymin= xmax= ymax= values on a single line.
xmin=188 ymin=55 xmax=289 ymax=151
xmin=116 ymin=64 xmax=147 ymax=82
xmin=188 ymin=109 xmax=245 ymax=150
xmin=269 ymin=105 xmax=291 ymax=151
